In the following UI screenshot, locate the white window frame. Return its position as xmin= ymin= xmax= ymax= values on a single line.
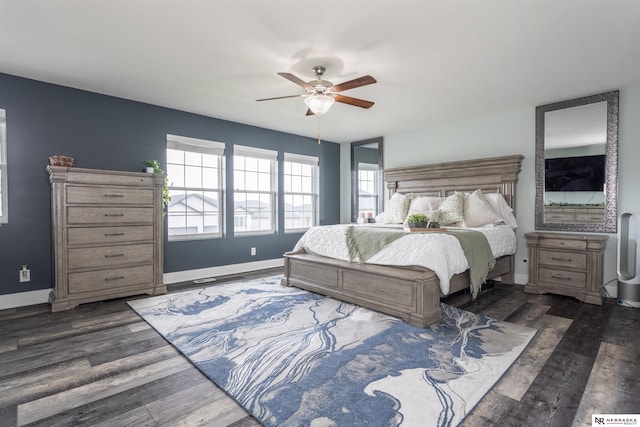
xmin=233 ymin=145 xmax=277 ymax=235
xmin=166 ymin=134 xmax=225 ymax=241
xmin=284 ymin=152 xmax=319 ymax=232
xmin=0 ymin=109 xmax=7 ymax=224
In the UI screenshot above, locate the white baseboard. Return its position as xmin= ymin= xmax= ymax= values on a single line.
xmin=0 ymin=259 xmax=284 ymax=311
xmin=514 ymin=273 xmax=528 ymax=286
xmin=0 ymin=289 xmax=51 ymax=310
xmin=163 ymin=258 xmax=284 ymax=284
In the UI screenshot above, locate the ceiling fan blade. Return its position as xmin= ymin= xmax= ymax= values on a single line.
xmin=256 ymin=94 xmax=302 ymax=101
xmin=278 ymin=72 xmax=314 ymax=90
xmin=335 ymin=95 xmax=375 ymax=109
xmin=332 ymin=75 xmax=377 ymax=92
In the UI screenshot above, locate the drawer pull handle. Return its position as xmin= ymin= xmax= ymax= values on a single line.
xmin=551 ymin=257 xmax=572 ymax=262
xmin=551 ymin=274 xmax=571 ymax=281
xmin=104 ymin=213 xmax=125 ymax=217
xmin=104 ymin=232 xmax=125 ymax=237
xmin=104 ymin=253 xmax=125 ymax=258
xmin=104 ymin=194 xmax=125 ymax=198
xmin=104 ymin=276 xmax=125 ymax=281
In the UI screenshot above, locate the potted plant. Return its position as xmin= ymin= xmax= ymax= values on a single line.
xmin=406 ymin=213 xmax=429 ymax=228
xmin=143 ymin=160 xmax=171 ymax=215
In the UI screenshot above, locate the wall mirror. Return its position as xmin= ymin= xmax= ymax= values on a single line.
xmin=351 ymin=137 xmax=384 ymax=222
xmin=535 ymin=90 xmax=619 ymax=233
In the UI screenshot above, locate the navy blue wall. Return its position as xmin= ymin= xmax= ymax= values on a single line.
xmin=0 ymin=73 xmax=341 ymax=296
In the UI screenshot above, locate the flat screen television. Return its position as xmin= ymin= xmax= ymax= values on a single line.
xmin=545 ymin=155 xmax=605 ymax=192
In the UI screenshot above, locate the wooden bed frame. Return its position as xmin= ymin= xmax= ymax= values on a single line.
xmin=281 ymin=155 xmax=524 ymax=327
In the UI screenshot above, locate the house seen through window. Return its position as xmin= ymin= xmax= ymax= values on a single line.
xmin=166 ymin=134 xmax=225 ymax=240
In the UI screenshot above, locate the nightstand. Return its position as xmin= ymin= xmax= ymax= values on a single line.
xmin=524 ymin=232 xmax=608 ymax=305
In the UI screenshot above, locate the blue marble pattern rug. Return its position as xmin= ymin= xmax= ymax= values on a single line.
xmin=128 ymin=276 xmax=536 ymax=427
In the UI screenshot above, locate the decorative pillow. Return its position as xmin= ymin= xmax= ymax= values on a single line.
xmin=383 ymin=193 xmax=412 ymax=224
xmin=433 ymin=192 xmax=465 ymax=225
xmin=406 ymin=196 xmax=444 ymax=218
xmin=463 ymin=190 xmax=503 ymax=227
xmin=485 ymin=192 xmax=518 ymax=229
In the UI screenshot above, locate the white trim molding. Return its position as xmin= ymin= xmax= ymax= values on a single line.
xmin=0 ymin=289 xmax=50 ymax=310
xmin=163 ymin=258 xmax=284 ymax=284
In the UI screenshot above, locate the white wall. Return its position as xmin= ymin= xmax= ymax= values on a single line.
xmin=341 ymin=82 xmax=640 ymax=287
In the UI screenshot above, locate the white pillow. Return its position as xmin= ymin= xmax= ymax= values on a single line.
xmin=406 ymin=196 xmax=444 ymax=218
xmin=433 ymin=192 xmax=465 ymax=226
xmin=485 ymin=192 xmax=518 ymax=229
xmin=463 ymin=190 xmax=503 ymax=227
xmin=383 ymin=193 xmax=412 ymax=224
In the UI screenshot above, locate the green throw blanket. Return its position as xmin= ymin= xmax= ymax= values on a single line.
xmin=446 ymin=229 xmax=496 ymax=299
xmin=345 ymin=226 xmax=495 ymax=300
xmin=346 ymin=226 xmax=407 ymax=264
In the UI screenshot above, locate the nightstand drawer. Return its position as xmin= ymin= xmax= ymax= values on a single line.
xmin=540 ymin=268 xmax=587 ymax=288
xmin=68 ymin=243 xmax=153 ymax=269
xmin=540 ymin=250 xmax=586 ymax=270
xmin=540 ymin=239 xmax=587 ymax=251
xmin=66 ymin=185 xmax=154 ymax=205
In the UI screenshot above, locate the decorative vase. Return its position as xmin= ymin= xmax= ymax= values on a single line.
xmin=145 ymin=167 xmax=155 ymax=173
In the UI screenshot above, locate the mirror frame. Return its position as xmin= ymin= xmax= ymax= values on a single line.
xmin=535 ymin=90 xmax=619 ymax=233
xmin=351 ymin=137 xmax=384 ymax=223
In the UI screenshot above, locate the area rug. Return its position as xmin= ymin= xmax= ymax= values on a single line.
xmin=128 ymin=276 xmax=536 ymax=427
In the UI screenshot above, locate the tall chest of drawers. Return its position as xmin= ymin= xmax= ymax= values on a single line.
xmin=524 ymin=232 xmax=607 ymax=305
xmin=48 ymin=166 xmax=166 ymax=311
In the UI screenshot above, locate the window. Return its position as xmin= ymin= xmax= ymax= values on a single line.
xmin=0 ymin=109 xmax=6 ymax=224
xmin=233 ymin=145 xmax=277 ymax=235
xmin=166 ymin=134 xmax=225 ymax=240
xmin=357 ymin=163 xmax=379 ymax=219
xmin=284 ymin=153 xmax=319 ymax=231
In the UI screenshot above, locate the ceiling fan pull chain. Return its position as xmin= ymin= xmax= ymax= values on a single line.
xmin=317 ymin=116 xmax=322 ymax=144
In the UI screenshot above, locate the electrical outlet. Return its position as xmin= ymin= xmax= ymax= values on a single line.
xmin=250 ymin=247 xmax=257 ymax=256
xmin=20 ymin=265 xmax=31 ymax=283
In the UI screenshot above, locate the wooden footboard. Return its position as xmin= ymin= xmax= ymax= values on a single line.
xmin=282 ymin=249 xmax=514 ymax=328
xmin=282 ymin=249 xmax=443 ymax=327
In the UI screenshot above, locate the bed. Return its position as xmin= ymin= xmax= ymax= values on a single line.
xmin=281 ymin=155 xmax=523 ymax=327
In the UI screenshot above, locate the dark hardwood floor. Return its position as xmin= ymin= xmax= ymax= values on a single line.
xmin=1 ymin=270 xmax=639 ymax=426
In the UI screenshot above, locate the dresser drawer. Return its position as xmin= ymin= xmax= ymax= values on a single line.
xmin=67 ymin=207 xmax=153 ymax=224
xmin=539 ymin=238 xmax=587 ymax=251
xmin=68 ymin=243 xmax=153 ymax=269
xmin=66 ymin=171 xmax=155 ymax=187
xmin=540 ymin=268 xmax=587 ymax=288
xmin=68 ymin=226 xmax=154 ymax=245
xmin=66 ymin=185 xmax=154 ymax=205
xmin=540 ymin=250 xmax=586 ymax=270
xmin=68 ymin=265 xmax=154 ymax=294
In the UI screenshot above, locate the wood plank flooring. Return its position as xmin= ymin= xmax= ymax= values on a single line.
xmin=1 ymin=270 xmax=639 ymax=426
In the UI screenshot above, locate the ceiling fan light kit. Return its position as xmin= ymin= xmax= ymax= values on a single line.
xmin=257 ymin=65 xmax=376 ymax=116
xmin=304 ymin=93 xmax=335 ymax=116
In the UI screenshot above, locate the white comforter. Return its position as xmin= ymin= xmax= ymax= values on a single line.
xmin=293 ymin=224 xmax=517 ymax=295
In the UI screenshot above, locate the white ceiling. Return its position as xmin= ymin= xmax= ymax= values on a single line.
xmin=1 ymin=0 xmax=639 ymax=144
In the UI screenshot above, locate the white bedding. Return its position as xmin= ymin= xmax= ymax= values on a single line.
xmin=293 ymin=224 xmax=517 ymax=295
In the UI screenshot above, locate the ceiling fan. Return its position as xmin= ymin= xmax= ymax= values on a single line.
xmin=256 ymin=66 xmax=377 ymax=116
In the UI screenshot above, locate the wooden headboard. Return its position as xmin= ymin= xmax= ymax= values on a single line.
xmin=383 ymin=155 xmax=524 ymax=213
